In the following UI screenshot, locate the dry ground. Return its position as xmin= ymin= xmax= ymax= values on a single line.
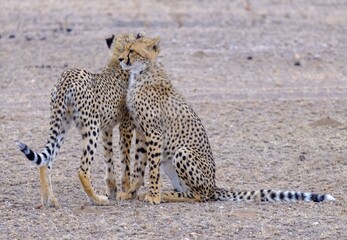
xmin=0 ymin=0 xmax=346 ymax=239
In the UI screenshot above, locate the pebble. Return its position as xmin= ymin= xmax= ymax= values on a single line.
xmin=299 ymin=155 xmax=306 ymax=161
xmin=9 ymin=34 xmax=15 ymax=39
xmin=294 ymin=53 xmax=301 ymax=66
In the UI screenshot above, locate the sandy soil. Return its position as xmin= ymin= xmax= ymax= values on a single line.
xmin=0 ymin=0 xmax=346 ymax=239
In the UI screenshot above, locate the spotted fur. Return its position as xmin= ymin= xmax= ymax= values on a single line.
xmin=117 ymin=36 xmax=335 ymax=204
xmin=16 ymin=33 xmax=143 ymax=207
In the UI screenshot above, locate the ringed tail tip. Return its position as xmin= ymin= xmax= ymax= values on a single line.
xmin=16 ymin=140 xmax=26 ymax=150
xmin=325 ymin=194 xmax=336 ymax=201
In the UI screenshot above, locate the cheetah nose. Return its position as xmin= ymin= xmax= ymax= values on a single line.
xmin=119 ymin=58 xmax=124 ymax=62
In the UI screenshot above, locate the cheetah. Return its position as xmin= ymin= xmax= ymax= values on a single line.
xmin=16 ymin=33 xmax=144 ymax=207
xmin=117 ymin=36 xmax=335 ymax=204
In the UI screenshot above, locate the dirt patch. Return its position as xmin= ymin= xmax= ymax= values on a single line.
xmin=309 ymin=117 xmax=343 ymax=127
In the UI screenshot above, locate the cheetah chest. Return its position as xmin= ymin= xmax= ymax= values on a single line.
xmin=126 ymin=71 xmax=144 ymax=128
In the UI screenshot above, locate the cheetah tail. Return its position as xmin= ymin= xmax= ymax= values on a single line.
xmin=213 ymin=188 xmax=335 ymax=203
xmin=16 ymin=141 xmax=50 ymax=166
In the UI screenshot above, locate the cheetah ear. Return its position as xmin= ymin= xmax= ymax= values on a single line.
xmin=136 ymin=32 xmax=146 ymax=39
xmin=151 ymin=37 xmax=161 ymax=52
xmin=105 ymin=34 xmax=115 ymax=49
xmin=144 ymin=37 xmax=161 ymax=61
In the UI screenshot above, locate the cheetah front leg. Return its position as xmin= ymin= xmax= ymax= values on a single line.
xmin=39 ymin=166 xmax=60 ymax=208
xmin=119 ymin=121 xmax=133 ymax=193
xmin=117 ymin=130 xmax=147 ymax=200
xmin=101 ymin=129 xmax=117 ymax=200
xmin=142 ymin=132 xmax=162 ymax=204
xmin=78 ymin=126 xmax=109 ymax=205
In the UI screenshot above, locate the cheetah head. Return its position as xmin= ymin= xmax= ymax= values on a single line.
xmin=118 ymin=36 xmax=161 ymax=71
xmin=105 ymin=32 xmax=147 ymax=59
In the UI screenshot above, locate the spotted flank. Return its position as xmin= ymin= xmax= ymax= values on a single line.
xmin=213 ymin=188 xmax=335 ymax=203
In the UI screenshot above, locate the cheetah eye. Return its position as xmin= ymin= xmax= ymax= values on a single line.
xmin=129 ymin=49 xmax=134 ymax=53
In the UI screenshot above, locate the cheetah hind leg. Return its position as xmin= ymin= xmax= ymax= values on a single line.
xmin=140 ymin=147 xmax=213 ymax=203
xmin=78 ymin=170 xmax=109 ymax=205
xmin=162 ymin=147 xmax=214 ymax=202
xmin=137 ymin=190 xmax=201 ymax=203
xmin=78 ymin=128 xmax=108 ymax=205
xmin=161 ymin=190 xmax=202 ymax=202
xmin=39 ymin=166 xmax=60 ymax=208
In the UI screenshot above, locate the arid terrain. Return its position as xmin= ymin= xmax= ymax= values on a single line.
xmin=0 ymin=0 xmax=346 ymax=239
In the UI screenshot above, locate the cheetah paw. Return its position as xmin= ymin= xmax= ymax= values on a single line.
xmin=42 ymin=196 xmax=60 ymax=208
xmin=144 ymin=194 xmax=161 ymax=205
xmin=137 ymin=192 xmax=147 ymax=201
xmin=106 ymin=187 xmax=117 ymax=200
xmin=116 ymin=191 xmax=135 ymax=201
xmin=121 ymin=178 xmax=131 ymax=192
xmin=92 ymin=195 xmax=109 ymax=205
xmin=105 ymin=178 xmax=117 ymax=200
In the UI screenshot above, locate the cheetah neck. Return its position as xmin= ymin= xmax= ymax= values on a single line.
xmin=128 ymin=62 xmax=147 ymax=88
xmin=103 ymin=58 xmax=129 ymax=87
xmin=104 ymin=58 xmax=120 ymax=72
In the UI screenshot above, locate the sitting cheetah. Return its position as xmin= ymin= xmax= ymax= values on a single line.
xmin=117 ymin=36 xmax=335 ymax=204
xmin=16 ymin=33 xmax=143 ymax=207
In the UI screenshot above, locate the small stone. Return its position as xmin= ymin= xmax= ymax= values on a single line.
xmin=294 ymin=53 xmax=301 ymax=66
xmin=9 ymin=34 xmax=15 ymax=39
xmin=294 ymin=61 xmax=301 ymax=66
xmin=66 ymin=28 xmax=72 ymax=33
xmin=247 ymin=56 xmax=253 ymax=60
xmin=34 ymin=204 xmax=43 ymax=209
xmin=299 ymin=155 xmax=306 ymax=161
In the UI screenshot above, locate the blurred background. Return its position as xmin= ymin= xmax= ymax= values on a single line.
xmin=1 ymin=0 xmax=346 ymax=100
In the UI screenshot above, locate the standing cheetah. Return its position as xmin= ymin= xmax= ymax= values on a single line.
xmin=117 ymin=36 xmax=335 ymax=204
xmin=16 ymin=33 xmax=143 ymax=207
